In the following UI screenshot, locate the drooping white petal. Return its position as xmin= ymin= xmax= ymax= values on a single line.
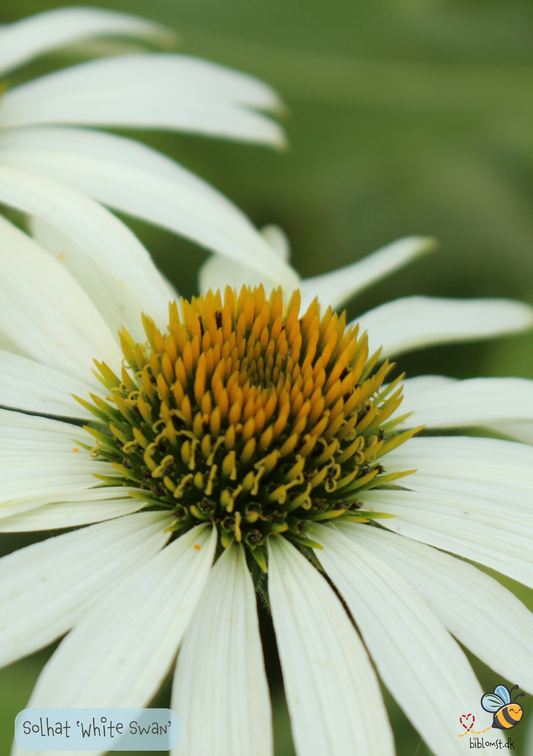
xmin=347 ymin=525 xmax=533 ymax=695
xmin=385 ymin=436 xmax=533 ymax=496
xmin=0 ymin=487 xmax=138 ymax=526
xmin=29 ymin=217 xmax=148 ymax=343
xmin=0 ymin=406 xmax=94 ymax=448
xmin=199 ymin=251 xmax=283 ymax=294
xmin=0 ymin=409 xmax=111 ymax=515
xmin=0 ymin=350 xmax=103 ymax=419
xmin=0 ymin=125 xmax=250 ymax=209
xmin=397 ymin=376 xmax=533 ymax=429
xmin=267 ymin=537 xmax=394 ymax=756
xmin=363 ymin=435 xmax=533 ymax=586
xmin=355 ymin=296 xmax=533 ymax=357
xmin=0 ymin=166 xmax=172 ymax=326
xmin=0 ymin=511 xmax=171 ymax=669
xmin=260 ymin=224 xmax=291 ymax=260
xmin=311 ymin=523 xmax=483 ymax=756
xmin=299 ymin=236 xmax=435 ymax=311
xmin=0 ymin=215 xmax=121 ymax=380
xmin=0 ymin=495 xmax=147 ymax=532
xmin=172 ymin=544 xmax=272 ymax=756
xmin=21 ymin=526 xmax=216 ymax=720
xmin=0 ymin=332 xmax=28 ymax=357
xmin=0 ymin=55 xmax=285 ymax=146
xmin=0 ymin=127 xmax=298 ymax=286
xmin=198 ymin=223 xmax=296 ymax=293
xmin=11 ymin=53 xmax=281 ymax=109
xmin=199 ymin=228 xmax=431 ymax=306
xmin=401 ymin=374 xmax=455 ymax=393
xmin=381 ymin=437 xmax=533 ymax=525
xmin=362 ymin=486 xmax=533 ymax=589
xmin=0 ymin=7 xmax=174 ymax=77
xmin=398 ymin=375 xmax=533 ymax=444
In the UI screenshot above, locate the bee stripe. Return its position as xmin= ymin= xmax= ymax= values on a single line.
xmin=496 ymin=705 xmax=522 ymax=729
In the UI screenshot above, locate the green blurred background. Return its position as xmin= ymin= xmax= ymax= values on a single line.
xmin=2 ymin=0 xmax=533 ymax=754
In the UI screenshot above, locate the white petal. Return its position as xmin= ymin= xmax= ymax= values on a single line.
xmin=0 ymin=406 xmax=94 ymax=446
xmin=0 ymin=55 xmax=285 ymax=146
xmin=0 ymin=7 xmax=174 ymax=77
xmin=0 ymin=406 xmax=94 ymax=444
xmin=364 ymin=434 xmax=533 ymax=586
xmin=0 ymin=511 xmax=171 ymax=668
xmin=199 ymin=224 xmax=297 ymax=294
xmin=29 ymin=217 xmax=147 ymax=343
xmin=267 ymin=537 xmax=394 ymax=756
xmin=172 ymin=544 xmax=272 ymax=756
xmin=386 ymin=436 xmax=533 ymax=495
xmin=199 ymin=252 xmax=286 ymax=294
xmin=0 ymin=496 xmax=147 ymax=532
xmin=348 ymin=526 xmax=533 ymax=695
xmin=0 ymin=351 xmax=103 ymax=419
xmin=381 ymin=436 xmax=533 ymax=532
xmin=394 ymin=374 xmax=455 ymax=401
xmin=0 ymin=409 xmax=108 ymax=514
xmin=400 ymin=382 xmax=533 ymax=444
xmin=0 ymin=127 xmax=298 ymax=286
xmin=261 ymin=224 xmax=291 ymax=260
xmin=0 ymin=166 xmax=172 ymax=326
xmin=362 ymin=487 xmax=533 ymax=589
xmin=0 ymin=487 xmax=138 ymax=528
xmin=355 ymin=296 xmax=533 ymax=357
xmin=12 ymin=53 xmax=281 ymax=109
xmin=0 ymin=331 xmax=28 ymax=357
xmin=402 ymin=374 xmax=456 ymax=392
xmin=300 ymin=236 xmax=435 ymax=311
xmin=398 ymin=376 xmax=533 ymax=429
xmin=23 ymin=526 xmax=216 ymax=715
xmin=0 ymin=215 xmax=121 ymax=380
xmin=311 ymin=523 xmax=483 ymax=756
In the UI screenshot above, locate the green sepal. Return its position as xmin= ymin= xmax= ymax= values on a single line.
xmin=73 ymin=395 xmax=109 ymax=423
xmin=359 ymin=346 xmax=382 ymax=382
xmin=92 ymin=475 xmax=129 ymax=486
xmin=72 ymin=439 xmax=92 ymax=451
xmin=360 ymin=469 xmax=416 ymax=493
xmin=381 ymin=412 xmax=414 ymax=432
xmin=337 ymin=515 xmax=369 ymax=523
xmin=83 ymin=425 xmax=117 ymax=449
xmin=249 ymin=546 xmax=268 ymax=573
xmin=308 ymin=508 xmax=347 ymax=522
xmin=111 ymin=463 xmax=142 ymax=482
xmin=93 ymin=360 xmax=122 ymax=389
xmin=340 ymin=511 xmax=396 ymax=522
xmin=331 ymin=466 xmax=379 ymax=496
xmin=163 ymin=518 xmax=193 ymax=534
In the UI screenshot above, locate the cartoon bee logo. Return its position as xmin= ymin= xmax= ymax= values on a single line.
xmin=481 ymin=684 xmax=525 ymax=730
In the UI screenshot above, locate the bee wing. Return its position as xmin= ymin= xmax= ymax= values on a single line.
xmin=494 ymin=685 xmax=511 ymax=704
xmin=481 ymin=693 xmax=505 ymax=712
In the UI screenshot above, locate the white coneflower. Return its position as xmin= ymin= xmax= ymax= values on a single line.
xmin=0 ymin=6 xmax=298 ymax=291
xmin=2 ymin=205 xmax=533 ymax=756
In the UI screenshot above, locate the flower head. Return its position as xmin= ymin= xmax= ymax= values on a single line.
xmin=3 ymin=204 xmax=533 ymax=756
xmin=81 ymin=285 xmax=418 ymax=569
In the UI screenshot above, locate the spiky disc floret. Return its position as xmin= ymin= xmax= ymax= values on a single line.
xmin=80 ymin=286 xmax=419 ymax=571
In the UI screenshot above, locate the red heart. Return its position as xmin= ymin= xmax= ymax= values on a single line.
xmin=460 ymin=714 xmax=475 ymax=733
